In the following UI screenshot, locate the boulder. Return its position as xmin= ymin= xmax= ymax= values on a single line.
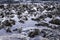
xmin=49 ymin=19 xmax=60 ymax=25
xmin=28 ymin=29 xmax=40 ymax=38
xmin=2 ymin=20 xmax=12 ymax=27
xmin=35 ymin=22 xmax=49 ymax=26
xmin=6 ymin=28 xmax=12 ymax=33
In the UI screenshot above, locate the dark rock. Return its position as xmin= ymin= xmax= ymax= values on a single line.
xmin=17 ymin=11 xmax=22 ymax=15
xmin=23 ymin=16 xmax=28 ymax=21
xmin=10 ymin=19 xmax=15 ymax=25
xmin=0 ymin=5 xmax=4 ymax=8
xmin=19 ymin=20 xmax=24 ymax=23
xmin=25 ymin=17 xmax=28 ymax=21
xmin=9 ymin=15 xmax=14 ymax=18
xmin=31 ymin=18 xmax=40 ymax=21
xmin=13 ymin=28 xmax=18 ymax=31
xmin=46 ymin=8 xmax=52 ymax=11
xmin=23 ymin=5 xmax=28 ymax=8
xmin=18 ymin=28 xmax=22 ymax=33
xmin=13 ymin=28 xmax=22 ymax=33
xmin=28 ymin=10 xmax=36 ymax=13
xmin=28 ymin=29 xmax=40 ymax=38
xmin=0 ymin=13 xmax=4 ymax=18
xmin=0 ymin=25 xmax=4 ymax=29
xmin=46 ymin=7 xmax=55 ymax=11
xmin=35 ymin=24 xmax=41 ymax=26
xmin=35 ymin=22 xmax=49 ymax=26
xmin=40 ymin=30 xmax=47 ymax=37
xmin=40 ymin=29 xmax=59 ymax=39
xmin=52 ymin=7 xmax=55 ymax=10
xmin=40 ymin=29 xmax=53 ymax=38
xmin=44 ymin=5 xmax=48 ymax=9
xmin=39 ymin=15 xmax=47 ymax=19
xmin=49 ymin=19 xmax=60 ymax=25
xmin=2 ymin=20 xmax=12 ymax=26
xmin=5 ymin=12 xmax=10 ymax=15
xmin=17 ymin=15 xmax=22 ymax=19
xmin=6 ymin=28 xmax=12 ymax=33
xmin=47 ymin=14 xmax=52 ymax=18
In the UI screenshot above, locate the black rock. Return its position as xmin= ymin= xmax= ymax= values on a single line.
xmin=35 ymin=22 xmax=49 ymax=26
xmin=28 ymin=29 xmax=40 ymax=38
xmin=49 ymin=19 xmax=60 ymax=25
xmin=47 ymin=14 xmax=52 ymax=18
xmin=40 ymin=30 xmax=47 ymax=37
xmin=10 ymin=15 xmax=14 ymax=18
xmin=31 ymin=18 xmax=40 ymax=21
xmin=19 ymin=20 xmax=24 ymax=23
xmin=10 ymin=19 xmax=15 ymax=25
xmin=0 ymin=25 xmax=4 ymax=29
xmin=35 ymin=24 xmax=41 ymax=26
xmin=46 ymin=8 xmax=52 ymax=11
xmin=18 ymin=28 xmax=22 ymax=33
xmin=13 ymin=28 xmax=18 ymax=31
xmin=6 ymin=28 xmax=12 ymax=33
xmin=17 ymin=15 xmax=22 ymax=19
xmin=17 ymin=11 xmax=22 ymax=15
xmin=44 ymin=5 xmax=48 ymax=9
xmin=39 ymin=15 xmax=47 ymax=19
xmin=2 ymin=20 xmax=12 ymax=26
xmin=28 ymin=10 xmax=36 ymax=13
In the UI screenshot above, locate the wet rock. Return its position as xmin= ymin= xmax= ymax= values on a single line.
xmin=49 ymin=19 xmax=60 ymax=25
xmin=28 ymin=29 xmax=40 ymax=38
